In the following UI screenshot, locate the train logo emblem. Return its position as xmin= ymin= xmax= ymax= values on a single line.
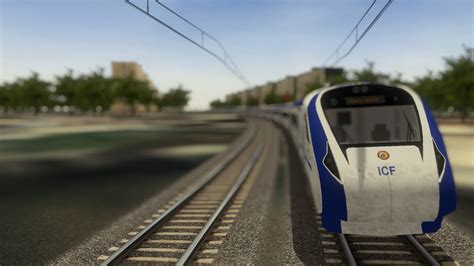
xmin=377 ymin=151 xmax=390 ymax=160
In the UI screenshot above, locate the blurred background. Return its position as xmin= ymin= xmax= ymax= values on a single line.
xmin=0 ymin=0 xmax=472 ymax=264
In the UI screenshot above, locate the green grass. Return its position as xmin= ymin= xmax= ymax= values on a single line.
xmin=0 ymin=130 xmax=164 ymax=154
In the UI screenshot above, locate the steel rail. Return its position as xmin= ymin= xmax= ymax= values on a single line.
xmin=101 ymin=126 xmax=257 ymax=266
xmin=406 ymin=235 xmax=441 ymax=266
xmin=177 ymin=130 xmax=266 ymax=265
xmin=338 ymin=234 xmax=357 ymax=266
xmin=339 ymin=233 xmax=440 ymax=266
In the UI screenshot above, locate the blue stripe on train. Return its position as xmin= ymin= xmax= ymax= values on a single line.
xmin=306 ymin=94 xmax=347 ymax=233
xmin=421 ymin=100 xmax=457 ymax=233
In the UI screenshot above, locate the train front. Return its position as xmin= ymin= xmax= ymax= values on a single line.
xmin=308 ymin=83 xmax=456 ymax=235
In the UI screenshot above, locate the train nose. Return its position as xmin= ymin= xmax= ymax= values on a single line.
xmin=342 ymin=146 xmax=439 ymax=227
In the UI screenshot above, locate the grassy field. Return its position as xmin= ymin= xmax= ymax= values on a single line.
xmin=1 ymin=130 xmax=161 ymax=153
xmin=0 ymin=113 xmax=244 ymax=158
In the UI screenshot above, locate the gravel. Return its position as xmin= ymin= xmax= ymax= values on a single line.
xmin=430 ymin=221 xmax=474 ymax=264
xmin=50 ymin=124 xmax=252 ymax=265
xmin=214 ymin=122 xmax=303 ymax=263
xmin=51 ymin=118 xmax=473 ymax=264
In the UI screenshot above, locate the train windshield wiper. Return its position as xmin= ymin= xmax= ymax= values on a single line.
xmin=402 ymin=111 xmax=415 ymax=142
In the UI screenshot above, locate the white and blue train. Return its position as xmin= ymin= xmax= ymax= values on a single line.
xmin=257 ymin=83 xmax=456 ymax=236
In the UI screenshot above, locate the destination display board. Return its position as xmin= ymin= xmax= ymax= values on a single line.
xmin=345 ymin=95 xmax=386 ymax=106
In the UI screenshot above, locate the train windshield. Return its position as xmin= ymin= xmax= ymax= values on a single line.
xmin=325 ymin=105 xmax=421 ymax=145
xmin=321 ymin=84 xmax=422 ymax=146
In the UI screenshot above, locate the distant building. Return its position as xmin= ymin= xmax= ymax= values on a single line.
xmin=238 ymin=90 xmax=248 ymax=105
xmin=295 ymin=67 xmax=343 ymax=99
xmin=111 ymin=61 xmax=159 ymax=94
xmin=225 ymin=67 xmax=344 ymax=106
xmin=275 ymin=76 xmax=297 ymax=101
xmin=247 ymin=87 xmax=260 ymax=104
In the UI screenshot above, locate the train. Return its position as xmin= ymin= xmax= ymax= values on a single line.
xmin=254 ymin=82 xmax=456 ymax=236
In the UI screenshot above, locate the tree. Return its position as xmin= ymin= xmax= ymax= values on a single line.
xmin=54 ymin=69 xmax=78 ymax=112
xmin=160 ymin=85 xmax=191 ymax=111
xmin=20 ymin=72 xmax=51 ymax=114
xmin=412 ymin=47 xmax=473 ymax=121
xmin=89 ymin=69 xmax=115 ymax=112
xmin=73 ymin=69 xmax=114 ymax=114
xmin=3 ymin=81 xmax=25 ymax=112
xmin=305 ymin=81 xmax=324 ymax=96
xmin=327 ymin=70 xmax=349 ymax=85
xmin=264 ymin=92 xmax=283 ymax=104
xmin=114 ymin=75 xmax=153 ymax=115
xmin=413 ymin=71 xmax=447 ymax=111
xmin=439 ymin=47 xmax=474 ymax=120
xmin=352 ymin=61 xmax=390 ymax=83
xmin=228 ymin=96 xmax=241 ymax=106
xmin=389 ymin=72 xmax=412 ymax=87
xmin=246 ymin=96 xmax=259 ymax=106
xmin=138 ymin=83 xmax=156 ymax=112
xmin=0 ymin=82 xmax=12 ymax=113
xmin=210 ymin=99 xmax=228 ymax=109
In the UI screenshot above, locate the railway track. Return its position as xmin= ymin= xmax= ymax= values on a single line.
xmin=334 ymin=229 xmax=456 ymax=265
xmin=96 ymin=118 xmax=457 ymax=265
xmin=98 ymin=122 xmax=270 ymax=265
xmin=313 ymin=214 xmax=456 ymax=265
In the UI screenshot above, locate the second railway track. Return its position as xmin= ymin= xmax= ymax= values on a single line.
xmin=98 ymin=121 xmax=270 ymax=265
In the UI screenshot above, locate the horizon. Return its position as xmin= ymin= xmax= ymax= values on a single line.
xmin=1 ymin=0 xmax=472 ymax=109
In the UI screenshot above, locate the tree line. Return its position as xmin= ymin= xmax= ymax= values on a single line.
xmin=0 ymin=69 xmax=191 ymax=115
xmin=211 ymin=47 xmax=473 ymax=120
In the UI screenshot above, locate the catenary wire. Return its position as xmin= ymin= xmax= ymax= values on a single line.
xmin=125 ymin=0 xmax=251 ymax=87
xmin=324 ymin=0 xmax=393 ymax=67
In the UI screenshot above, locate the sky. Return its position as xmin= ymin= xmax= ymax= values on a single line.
xmin=1 ymin=0 xmax=473 ymax=109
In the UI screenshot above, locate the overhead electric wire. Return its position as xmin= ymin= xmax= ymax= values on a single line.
xmin=125 ymin=0 xmax=251 ymax=86
xmin=125 ymin=0 xmax=393 ymax=89
xmin=324 ymin=0 xmax=393 ymax=67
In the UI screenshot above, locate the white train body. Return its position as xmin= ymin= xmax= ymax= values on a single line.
xmin=257 ymin=83 xmax=456 ymax=235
